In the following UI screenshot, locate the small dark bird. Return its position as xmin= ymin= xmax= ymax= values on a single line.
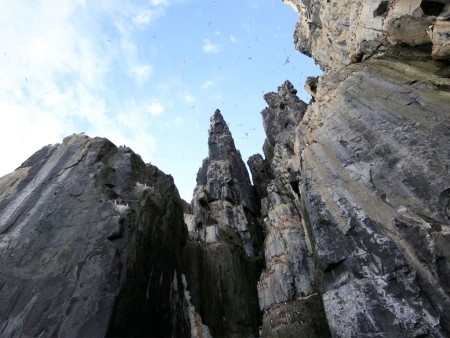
xmin=284 ymin=57 xmax=290 ymax=65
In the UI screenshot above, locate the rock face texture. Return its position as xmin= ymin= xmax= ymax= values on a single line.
xmin=182 ymin=110 xmax=264 ymax=337
xmin=1 ymin=1 xmax=450 ymax=337
xmin=253 ymin=81 xmax=330 ymax=337
xmin=264 ymin=0 xmax=450 ymax=337
xmin=298 ymin=57 xmax=450 ymax=337
xmin=284 ymin=0 xmax=450 ymax=71
xmin=0 ymin=134 xmax=196 ymax=337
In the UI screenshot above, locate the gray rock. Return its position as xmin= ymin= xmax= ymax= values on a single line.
xmin=287 ymin=0 xmax=450 ymax=72
xmin=251 ymin=82 xmax=330 ymax=336
xmin=0 ymin=134 xmax=192 ymax=337
xmin=297 ymin=57 xmax=450 ymax=336
xmin=247 ymin=154 xmax=273 ymax=199
xmin=183 ymin=110 xmax=264 ymax=337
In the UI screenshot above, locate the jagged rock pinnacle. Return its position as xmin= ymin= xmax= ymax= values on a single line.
xmin=208 ymin=108 xmax=237 ymax=161
xmin=182 ymin=109 xmax=264 ymax=336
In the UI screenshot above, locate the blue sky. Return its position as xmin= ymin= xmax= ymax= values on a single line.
xmin=0 ymin=0 xmax=321 ymax=201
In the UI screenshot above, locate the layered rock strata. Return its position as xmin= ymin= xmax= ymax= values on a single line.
xmin=182 ymin=110 xmax=264 ymax=337
xmin=0 ymin=134 xmax=197 ymax=337
xmin=297 ymin=56 xmax=450 ymax=337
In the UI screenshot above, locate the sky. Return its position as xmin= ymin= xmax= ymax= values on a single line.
xmin=0 ymin=0 xmax=321 ymax=201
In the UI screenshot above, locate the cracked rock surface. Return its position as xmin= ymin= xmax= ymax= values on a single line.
xmin=182 ymin=110 xmax=264 ymax=337
xmin=0 ymin=134 xmax=193 ymax=337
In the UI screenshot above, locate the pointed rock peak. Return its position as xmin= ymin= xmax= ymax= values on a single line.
xmin=278 ymin=80 xmax=296 ymax=95
xmin=208 ymin=109 xmax=237 ymax=160
xmin=209 ymin=108 xmax=229 ymax=135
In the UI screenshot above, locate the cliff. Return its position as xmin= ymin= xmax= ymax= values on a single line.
xmin=0 ymin=134 xmax=204 ymax=337
xmin=267 ymin=0 xmax=450 ymax=336
xmin=1 ymin=0 xmax=450 ymax=337
xmin=284 ymin=0 xmax=450 ymax=72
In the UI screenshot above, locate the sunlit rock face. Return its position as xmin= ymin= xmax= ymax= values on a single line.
xmin=284 ymin=0 xmax=450 ymax=72
xmin=182 ymin=109 xmax=264 ymax=337
xmin=0 ymin=134 xmax=193 ymax=337
xmin=272 ymin=0 xmax=450 ymax=337
xmin=298 ymin=58 xmax=450 ymax=337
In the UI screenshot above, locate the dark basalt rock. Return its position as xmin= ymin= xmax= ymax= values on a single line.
xmin=0 ymin=134 xmax=191 ymax=337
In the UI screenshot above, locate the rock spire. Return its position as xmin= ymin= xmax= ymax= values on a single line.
xmin=182 ymin=109 xmax=263 ymax=337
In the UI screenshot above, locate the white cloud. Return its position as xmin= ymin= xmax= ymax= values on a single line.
xmin=0 ymin=0 xmax=164 ymax=178
xmin=150 ymin=0 xmax=170 ymax=5
xmin=150 ymin=0 xmax=184 ymax=6
xmin=202 ymin=39 xmax=221 ymax=54
xmin=184 ymin=95 xmax=195 ymax=103
xmin=132 ymin=8 xmax=164 ymax=27
xmin=201 ymin=80 xmax=215 ymax=89
xmin=131 ymin=64 xmax=153 ymax=84
xmin=147 ymin=101 xmax=165 ymax=116
xmin=229 ymin=35 xmax=238 ymax=43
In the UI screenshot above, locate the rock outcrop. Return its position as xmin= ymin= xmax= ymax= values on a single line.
xmin=182 ymin=110 xmax=264 ymax=337
xmin=297 ymin=56 xmax=450 ymax=337
xmin=261 ymin=0 xmax=450 ymax=336
xmin=1 ymin=1 xmax=450 ymax=337
xmin=0 ymin=134 xmax=197 ymax=337
xmin=253 ymin=81 xmax=330 ymax=337
xmin=284 ymin=0 xmax=450 ymax=71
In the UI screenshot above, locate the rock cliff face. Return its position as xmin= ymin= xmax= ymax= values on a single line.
xmin=268 ymin=0 xmax=450 ymax=336
xmin=284 ymin=0 xmax=450 ymax=72
xmin=0 ymin=134 xmax=197 ymax=337
xmin=182 ymin=110 xmax=263 ymax=337
xmin=297 ymin=59 xmax=450 ymax=336
xmin=253 ymin=81 xmax=330 ymax=337
xmin=1 ymin=1 xmax=450 ymax=337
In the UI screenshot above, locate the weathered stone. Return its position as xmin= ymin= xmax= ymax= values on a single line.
xmin=252 ymin=82 xmax=330 ymax=337
xmin=247 ymin=154 xmax=273 ymax=199
xmin=261 ymin=80 xmax=307 ymax=157
xmin=260 ymin=295 xmax=330 ymax=338
xmin=386 ymin=15 xmax=434 ymax=46
xmin=296 ymin=57 xmax=450 ymax=336
xmin=183 ymin=110 xmax=264 ymax=337
xmin=428 ymin=19 xmax=450 ymax=60
xmin=286 ymin=0 xmax=450 ymax=72
xmin=304 ymin=76 xmax=318 ymax=98
xmin=0 ymin=134 xmax=193 ymax=337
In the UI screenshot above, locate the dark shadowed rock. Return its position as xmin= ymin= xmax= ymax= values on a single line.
xmin=0 ymin=134 xmax=193 ymax=337
xmin=261 ymin=80 xmax=308 ymax=164
xmin=247 ymin=154 xmax=273 ymax=199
